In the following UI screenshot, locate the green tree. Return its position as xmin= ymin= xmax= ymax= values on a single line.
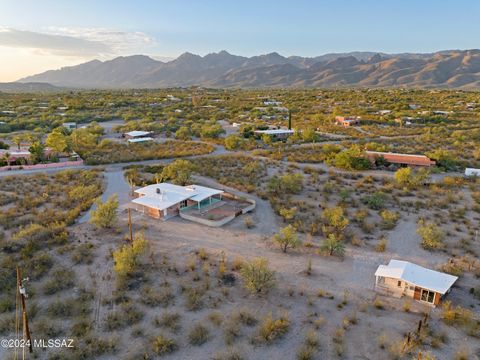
xmin=279 ymin=207 xmax=297 ymax=222
xmin=160 ymin=159 xmax=193 ymax=185
xmin=320 ymin=234 xmax=345 ymax=257
xmin=394 ymin=167 xmax=429 ymax=189
xmin=240 ymin=258 xmax=275 ymax=294
xmin=261 ymin=133 xmax=273 ymax=146
xmin=28 ymin=141 xmax=45 ymax=164
xmin=89 ymin=194 xmax=118 ymax=229
xmin=11 ymin=134 xmax=24 ymax=150
xmin=224 ymin=134 xmax=243 ymax=150
xmin=175 ymin=126 xmax=191 ymax=140
xmin=46 ymin=128 xmax=72 ymax=153
xmin=301 ymin=128 xmax=317 ymax=143
xmin=416 ymin=220 xmax=444 ymax=250
xmin=113 ymin=233 xmax=148 ymax=277
xmin=322 ymin=206 xmax=349 ymax=237
xmin=273 ymin=225 xmax=301 ymax=253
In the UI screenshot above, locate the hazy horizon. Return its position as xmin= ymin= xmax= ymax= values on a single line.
xmin=1 ymin=0 xmax=479 ymax=81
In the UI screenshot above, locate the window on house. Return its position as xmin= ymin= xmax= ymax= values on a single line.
xmin=397 ymin=280 xmax=402 ymax=287
xmin=420 ymin=289 xmax=435 ymax=303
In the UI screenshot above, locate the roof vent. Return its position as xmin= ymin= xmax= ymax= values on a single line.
xmin=156 ymin=188 xmax=161 ymax=194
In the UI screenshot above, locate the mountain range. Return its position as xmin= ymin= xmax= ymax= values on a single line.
xmin=15 ymin=50 xmax=480 ymax=89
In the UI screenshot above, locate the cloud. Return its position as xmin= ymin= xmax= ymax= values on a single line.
xmin=0 ymin=27 xmax=157 ymax=58
xmin=46 ymin=27 xmax=156 ymax=54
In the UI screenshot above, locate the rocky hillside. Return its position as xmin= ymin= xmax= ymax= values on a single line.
xmin=18 ymin=50 xmax=480 ymax=89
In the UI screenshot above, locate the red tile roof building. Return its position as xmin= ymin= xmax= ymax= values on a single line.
xmin=365 ymin=151 xmax=436 ymax=167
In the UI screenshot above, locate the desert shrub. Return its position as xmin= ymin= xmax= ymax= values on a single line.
xmin=254 ymin=312 xmax=290 ymax=344
xmin=113 ymin=233 xmax=148 ymax=277
xmin=104 ymin=303 xmax=144 ymax=331
xmin=184 ymin=286 xmax=205 ymax=311
xmin=273 ymin=224 xmax=301 ymax=253
xmin=89 ymin=194 xmax=118 ymax=228
xmin=71 ymin=243 xmax=95 ymax=264
xmin=240 ymin=258 xmax=275 ymax=294
xmin=188 ymin=323 xmax=210 ymax=345
xmin=417 ymin=220 xmax=444 ymax=250
xmin=43 ymin=267 xmax=75 ymax=295
xmin=379 ymin=210 xmax=400 ymax=229
xmin=213 ymin=348 xmax=245 ymax=360
xmin=154 ymin=312 xmax=181 ymax=333
xmin=151 ymin=334 xmax=178 ymax=356
xmin=363 ymin=191 xmax=388 ymax=210
xmin=141 ymin=286 xmax=175 ymax=307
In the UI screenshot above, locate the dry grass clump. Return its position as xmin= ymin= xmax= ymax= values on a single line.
xmin=151 ymin=334 xmax=178 ymax=356
xmin=253 ymin=312 xmax=290 ymax=344
xmin=188 ymin=323 xmax=210 ymax=345
xmin=213 ymin=347 xmax=245 ymax=360
xmin=153 ymin=312 xmax=182 ymax=333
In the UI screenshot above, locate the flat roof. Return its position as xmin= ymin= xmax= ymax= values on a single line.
xmin=133 ymin=183 xmax=223 ymax=211
xmin=254 ymin=129 xmax=295 ymax=135
xmin=125 ymin=130 xmax=151 ymax=137
xmin=127 ymin=137 xmax=153 ymax=143
xmin=375 ymin=259 xmax=458 ymax=294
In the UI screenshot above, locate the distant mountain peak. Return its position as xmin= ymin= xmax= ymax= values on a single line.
xmin=17 ymin=49 xmax=480 ymax=89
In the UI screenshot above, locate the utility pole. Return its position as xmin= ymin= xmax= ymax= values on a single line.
xmin=128 ymin=208 xmax=133 ymax=245
xmin=17 ymin=267 xmax=33 ymax=354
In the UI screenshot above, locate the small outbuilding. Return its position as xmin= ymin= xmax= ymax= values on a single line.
xmin=254 ymin=129 xmax=295 ymax=140
xmin=335 ymin=116 xmax=361 ymax=127
xmin=465 ymin=168 xmax=480 ymax=177
xmin=123 ymin=130 xmax=152 ymax=140
xmin=365 ymin=151 xmax=436 ymax=167
xmin=374 ymin=260 xmax=458 ymax=307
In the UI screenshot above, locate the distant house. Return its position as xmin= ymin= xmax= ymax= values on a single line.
xmin=0 ymin=149 xmax=31 ymax=163
xmin=335 ymin=116 xmax=361 ymax=127
xmin=433 ymin=111 xmax=451 ymax=116
xmin=63 ymin=122 xmax=77 ymax=130
xmin=365 ymin=151 xmax=436 ymax=167
xmin=254 ymin=129 xmax=295 ymax=140
xmin=375 ymin=260 xmax=457 ymax=307
xmin=131 ymin=183 xmax=224 ymax=219
xmin=263 ymin=100 xmax=282 ymax=106
xmin=123 ymin=130 xmax=152 ymax=140
xmin=465 ymin=168 xmax=480 ymax=177
xmin=378 ymin=110 xmax=392 ymax=115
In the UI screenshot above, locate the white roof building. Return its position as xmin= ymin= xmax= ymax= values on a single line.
xmin=132 ymin=183 xmax=224 ymax=211
xmin=124 ymin=130 xmax=152 ymax=138
xmin=254 ymin=129 xmax=295 ymax=136
xmin=465 ymin=168 xmax=480 ymax=177
xmin=375 ymin=259 xmax=457 ymax=295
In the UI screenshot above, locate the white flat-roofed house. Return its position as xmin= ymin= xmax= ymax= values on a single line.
xmin=63 ymin=122 xmax=77 ymax=130
xmin=131 ymin=183 xmax=224 ymax=219
xmin=123 ymin=130 xmax=153 ymax=140
xmin=254 ymin=129 xmax=295 ymax=140
xmin=374 ymin=260 xmax=458 ymax=307
xmin=465 ymin=168 xmax=480 ymax=177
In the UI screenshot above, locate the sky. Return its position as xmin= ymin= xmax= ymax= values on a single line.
xmin=1 ymin=0 xmax=479 ymax=81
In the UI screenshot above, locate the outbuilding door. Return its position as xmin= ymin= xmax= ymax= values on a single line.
xmin=414 ymin=287 xmax=421 ymax=300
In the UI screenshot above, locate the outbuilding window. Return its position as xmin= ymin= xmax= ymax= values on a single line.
xmin=421 ymin=289 xmax=435 ymax=303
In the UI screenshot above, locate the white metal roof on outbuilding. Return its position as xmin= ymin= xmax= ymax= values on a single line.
xmin=254 ymin=129 xmax=295 ymax=135
xmin=465 ymin=168 xmax=480 ymax=177
xmin=125 ymin=130 xmax=151 ymax=138
xmin=375 ymin=259 xmax=458 ymax=294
